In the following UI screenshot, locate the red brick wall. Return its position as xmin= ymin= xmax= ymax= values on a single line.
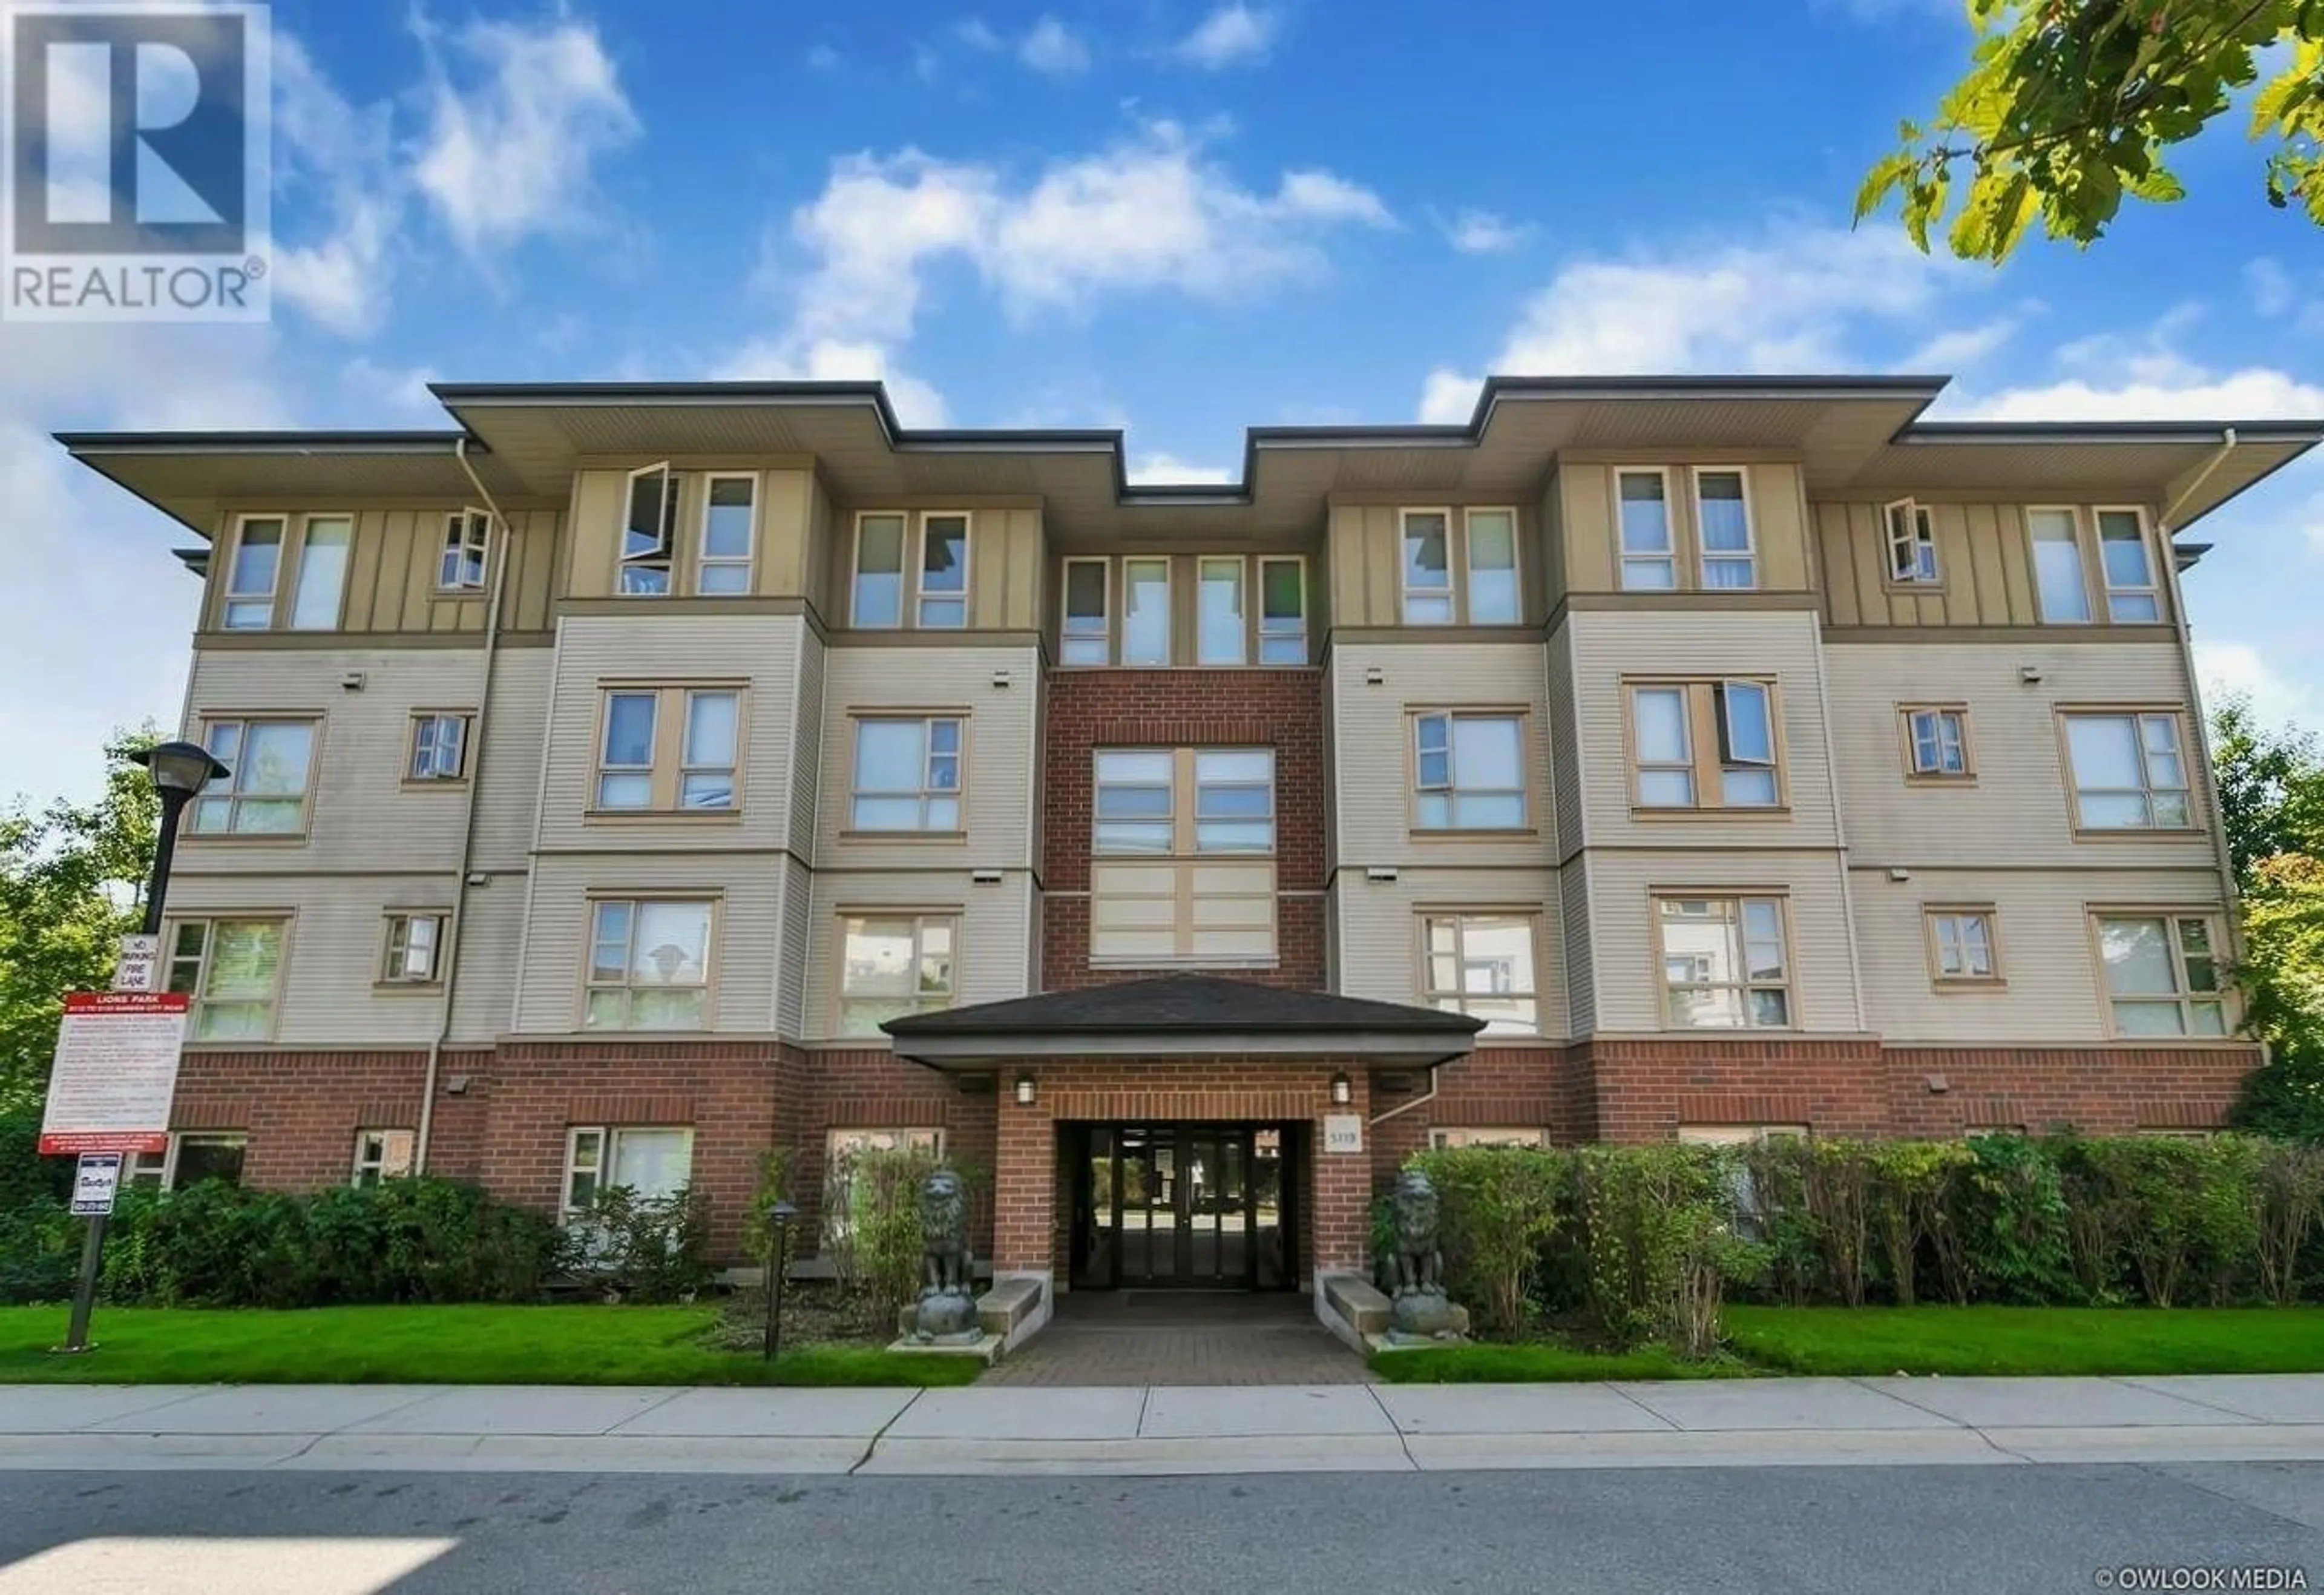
xmin=1040 ymin=669 xmax=1327 ymax=990
xmin=1880 ymin=1045 xmax=2256 ymax=1136
xmin=991 ymin=1058 xmax=1374 ymax=1280
xmin=168 ymin=1048 xmax=444 ymax=1189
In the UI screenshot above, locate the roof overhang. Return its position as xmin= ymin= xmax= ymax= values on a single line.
xmin=888 ymin=1028 xmax=1479 ymax=1072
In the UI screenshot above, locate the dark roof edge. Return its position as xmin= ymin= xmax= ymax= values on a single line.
xmin=1900 ymin=420 xmax=2324 ymax=445
xmin=55 ymin=430 xmax=473 ymax=455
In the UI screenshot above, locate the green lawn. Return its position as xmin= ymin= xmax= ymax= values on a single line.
xmin=1724 ymin=1305 xmax=2324 ymax=1378
xmin=0 ymin=1304 xmax=983 ymax=1387
xmin=1376 ymin=1306 xmax=2324 ymax=1382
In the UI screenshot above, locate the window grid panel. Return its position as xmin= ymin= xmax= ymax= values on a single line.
xmin=1258 ymin=556 xmax=1307 ymax=665
xmin=696 ymin=475 xmax=757 ymax=595
xmin=680 ymin=691 xmax=739 ymax=811
xmin=1193 ymin=749 xmax=1275 ymax=854
xmin=1693 ymin=470 xmax=1756 ymax=590
xmin=583 ymin=899 xmax=711 ymax=1031
xmin=1905 ymin=707 xmax=1970 ymax=778
xmin=1421 ymin=913 xmax=1540 ymax=1035
xmin=1630 ymin=686 xmax=1696 ymax=807
xmin=596 ymin=692 xmax=659 ymax=811
xmin=352 ymin=1128 xmax=416 ymax=1188
xmin=838 ymin=915 xmax=959 ymax=1034
xmin=1885 ymin=500 xmax=1940 ymax=584
xmin=384 ymin=913 xmax=442 ymax=982
xmin=1402 ymin=511 xmax=1454 ymax=623
xmin=439 ymin=510 xmax=490 ymax=592
xmin=289 ymin=516 xmax=352 ymax=631
xmin=1062 ymin=557 xmax=1111 ymax=666
xmin=409 ymin=714 xmax=468 ymax=781
xmin=1617 ymin=472 xmax=1676 ymax=591
xmin=1929 ymin=910 xmax=1998 ymax=981
xmin=1121 ymin=558 xmax=1171 ymax=665
xmin=1629 ymin=682 xmax=1781 ymax=811
xmin=1658 ymin=896 xmax=1792 ymax=1030
xmin=620 ymin=465 xmax=677 ymax=597
xmin=850 ymin=718 xmax=963 ymax=832
xmin=190 ymin=720 xmax=315 ymax=835
xmin=2097 ymin=509 xmax=2161 ymax=622
xmin=166 ymin=918 xmax=285 ymax=1041
xmin=1197 ymin=556 xmax=1247 ymax=665
xmin=2065 ymin=712 xmax=2193 ymax=830
xmin=917 ymin=513 xmax=970 ymax=629
xmin=1465 ymin=509 xmax=1520 ymax=624
xmin=1094 ymin=749 xmax=1176 ymax=855
xmin=2029 ymin=507 xmax=2093 ymax=623
xmin=223 ymin=516 xmax=284 ymax=629
xmin=853 ymin=513 xmax=907 ymax=627
xmin=1413 ymin=712 xmax=1527 ymax=830
xmin=2097 ymin=914 xmax=2228 ymax=1036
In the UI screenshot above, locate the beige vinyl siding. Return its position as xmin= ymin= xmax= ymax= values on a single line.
xmin=776 ymin=855 xmax=813 ymax=1039
xmin=1853 ymin=864 xmax=2228 ymax=1042
xmin=209 ymin=505 xmax=560 ymax=636
xmin=467 ymin=650 xmax=550 ymax=873
xmin=1544 ymin=622 xmax=1585 ymax=857
xmin=1589 ymin=850 xmax=1863 ymax=1033
xmin=179 ymin=647 xmax=485 ymax=875
xmin=1567 ymin=609 xmax=1840 ymax=848
xmin=1823 ymin=639 xmax=2214 ymax=869
xmin=514 ymin=856 xmax=780 ymax=1033
xmin=1335 ymin=867 xmax=1568 ymax=1039
xmin=535 ymin=613 xmax=804 ymax=854
xmin=1814 ymin=499 xmax=2172 ymax=630
xmin=814 ymin=645 xmax=1039 ymax=869
xmin=788 ymin=630 xmax=826 ymax=861
xmin=1324 ymin=502 xmax=1546 ymax=628
xmin=1558 ymin=460 xmax=1811 ymax=594
xmin=1319 ymin=654 xmax=1341 ymax=876
xmin=165 ymin=873 xmax=453 ymax=1047
xmin=446 ymin=883 xmax=525 ymax=1044
xmin=1330 ymin=640 xmax=1559 ymax=871
xmin=803 ymin=870 xmax=1034 ymax=1040
xmin=1561 ymin=860 xmax=1596 ymax=1034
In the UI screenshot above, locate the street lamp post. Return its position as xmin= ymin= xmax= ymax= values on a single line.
xmin=60 ymin=741 xmax=228 ymax=1355
xmin=763 ymin=1200 xmax=799 ymax=1363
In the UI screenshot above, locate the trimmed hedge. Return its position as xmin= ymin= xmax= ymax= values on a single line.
xmin=1405 ymin=1134 xmax=2324 ymax=1356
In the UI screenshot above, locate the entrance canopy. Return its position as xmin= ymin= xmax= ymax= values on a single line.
xmin=882 ymin=974 xmax=1483 ymax=1071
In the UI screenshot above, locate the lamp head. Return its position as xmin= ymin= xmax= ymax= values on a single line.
xmin=132 ymin=740 xmax=228 ymax=798
xmin=768 ymin=1199 xmax=799 ymax=1228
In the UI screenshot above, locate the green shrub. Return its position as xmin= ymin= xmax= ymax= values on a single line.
xmin=570 ymin=1186 xmax=712 ymax=1304
xmin=0 ymin=1102 xmax=70 ymax=1211
xmin=1953 ymin=1135 xmax=2076 ymax=1304
xmin=839 ymin=1146 xmax=944 ymax=1326
xmin=1406 ymin=1145 xmax=1566 ymax=1337
xmin=1571 ymin=1144 xmax=1758 ymax=1353
xmin=738 ymin=1144 xmax=800 ymax=1268
xmin=2256 ymin=1139 xmax=2324 ymax=1304
xmin=0 ymin=1199 xmax=76 ymax=1304
xmin=1865 ymin=1139 xmax=1971 ymax=1306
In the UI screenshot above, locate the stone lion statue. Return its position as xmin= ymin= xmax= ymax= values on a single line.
xmin=919 ymin=1166 xmax=972 ymax=1298
xmin=1386 ymin=1168 xmax=1443 ymax=1299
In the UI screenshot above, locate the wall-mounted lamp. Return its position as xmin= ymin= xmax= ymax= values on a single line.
xmin=1364 ymin=667 xmax=1385 ymax=686
xmin=1888 ymin=867 xmax=1911 ymax=883
xmin=1014 ymin=1073 xmax=1037 ymax=1107
xmin=1330 ymin=1072 xmax=1353 ymax=1106
xmin=1924 ymin=1073 xmax=1951 ymax=1096
xmin=971 ymin=867 xmax=1003 ymax=885
xmin=2018 ymin=665 xmax=2045 ymax=685
xmin=340 ymin=671 xmax=366 ymax=692
xmin=991 ymin=669 xmax=1013 ymax=689
xmin=1365 ymin=866 xmax=1399 ymax=883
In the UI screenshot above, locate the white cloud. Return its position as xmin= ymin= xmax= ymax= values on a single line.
xmin=1019 ymin=16 xmax=1091 ymax=74
xmin=412 ymin=14 xmax=640 ymax=259
xmin=2246 ymin=257 xmax=2296 ymax=318
xmin=2196 ymin=640 xmax=2317 ymax=732
xmin=954 ymin=18 xmax=1005 ymax=51
xmin=805 ymin=43 xmax=842 ymax=71
xmin=1948 ymin=329 xmax=2324 ymax=421
xmin=711 ymin=336 xmax=951 ymax=429
xmin=1439 ymin=208 xmax=1530 ymax=254
xmin=268 ymin=36 xmax=401 ymax=337
xmin=1902 ymin=315 xmax=2021 ymax=372
xmin=1128 ymin=452 xmax=1236 ymax=484
xmin=1172 ymin=3 xmax=1278 ymax=68
xmin=1417 ymin=222 xmax=1964 ymax=421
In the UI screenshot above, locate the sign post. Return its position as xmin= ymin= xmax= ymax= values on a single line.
xmin=41 ymin=990 xmax=187 ymax=1352
xmin=71 ymin=1154 xmax=122 ymax=1217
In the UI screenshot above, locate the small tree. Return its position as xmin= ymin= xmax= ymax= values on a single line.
xmin=1407 ymin=1145 xmax=1566 ymax=1337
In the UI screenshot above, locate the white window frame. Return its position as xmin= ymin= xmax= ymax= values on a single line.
xmin=221 ymin=514 xmax=286 ymax=629
xmin=1463 ymin=507 xmax=1521 ymax=624
xmin=916 ymin=511 xmax=973 ymax=629
xmin=2027 ymin=504 xmax=2095 ymax=624
xmin=1412 ymin=711 xmax=1529 ymax=831
xmin=836 ymin=914 xmax=959 ymax=1036
xmin=2095 ymin=505 xmax=2163 ymax=622
xmin=438 ymin=509 xmax=491 ymax=593
xmin=1430 ymin=1127 xmax=1548 ymax=1149
xmin=620 ymin=463 xmax=678 ymax=597
xmin=1616 ymin=469 xmax=1677 ymax=591
xmin=189 ymin=718 xmax=318 ymax=837
xmin=2095 ymin=912 xmax=2231 ymax=1038
xmin=1093 ymin=749 xmax=1177 ymax=855
xmin=1903 ymin=705 xmax=1971 ymax=780
xmin=407 ymin=712 xmax=470 ymax=783
xmin=287 ymin=515 xmax=353 ymax=631
xmin=851 ymin=511 xmax=910 ymax=628
xmin=1257 ymin=555 xmax=1307 ymax=665
xmin=1420 ymin=912 xmax=1541 ymax=1035
xmin=1883 ymin=498 xmax=1940 ymax=585
xmin=1400 ymin=508 xmax=1456 ymax=624
xmin=563 ymin=1126 xmax=696 ymax=1219
xmin=694 ymin=473 xmax=759 ymax=596
xmin=1925 ymin=907 xmax=2001 ymax=985
xmin=381 ymin=912 xmax=447 ymax=985
xmin=128 ymin=1131 xmax=248 ymax=1191
xmin=1690 ymin=467 xmax=1758 ymax=590
xmin=583 ymin=898 xmax=714 ymax=1032
xmin=1193 ymin=748 xmax=1275 ymax=854
xmin=593 ymin=687 xmax=741 ymax=814
xmin=351 ymin=1128 xmax=416 ymax=1188
xmin=1120 ymin=556 xmax=1172 ymax=665
xmin=1062 ymin=556 xmax=1111 ymax=666
xmin=2062 ymin=710 xmax=2194 ymax=831
xmin=1626 ymin=680 xmax=1782 ymax=811
xmin=849 ymin=716 xmax=964 ymax=833
xmin=165 ymin=916 xmax=288 ymax=1042
xmin=1196 ymin=556 xmax=1248 ymax=665
xmin=1655 ymin=894 xmax=1793 ymax=1031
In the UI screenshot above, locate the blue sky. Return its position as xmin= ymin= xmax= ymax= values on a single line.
xmin=4 ymin=0 xmax=2322 ymax=806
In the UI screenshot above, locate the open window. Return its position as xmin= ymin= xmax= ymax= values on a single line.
xmin=1884 ymin=499 xmax=1939 ymax=584
xmin=621 ymin=464 xmax=677 ymax=596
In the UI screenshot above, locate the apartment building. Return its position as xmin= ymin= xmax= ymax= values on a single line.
xmin=60 ymin=376 xmax=2316 ymax=1295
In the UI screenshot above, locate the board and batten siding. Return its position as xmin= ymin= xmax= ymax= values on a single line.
xmin=1335 ymin=867 xmax=1569 ymax=1040
xmin=207 ymin=505 xmax=559 ymax=636
xmin=513 ymin=855 xmax=782 ymax=1034
xmin=1565 ymin=608 xmax=1842 ymax=850
xmin=1823 ymin=639 xmax=2216 ymax=870
xmin=1557 ymin=460 xmax=1812 ymax=594
xmin=1325 ymin=502 xmax=1548 ymax=628
xmin=179 ymin=646 xmax=492 ymax=876
xmin=1814 ymin=499 xmax=2175 ymax=630
xmin=534 ymin=613 xmax=805 ymax=855
xmin=803 ymin=870 xmax=1033 ymax=1041
xmin=1588 ymin=849 xmax=1864 ymax=1034
xmin=1853 ymin=864 xmax=2231 ymax=1044
xmin=165 ymin=872 xmax=455 ymax=1048
xmin=1330 ymin=640 xmax=1560 ymax=870
xmin=813 ymin=645 xmax=1040 ymax=870
xmin=566 ymin=467 xmax=821 ymax=602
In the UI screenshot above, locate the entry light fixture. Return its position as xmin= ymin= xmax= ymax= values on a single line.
xmin=2018 ymin=665 xmax=2045 ymax=685
xmin=1330 ymin=1073 xmax=1353 ymax=1106
xmin=1365 ymin=866 xmax=1399 ymax=883
xmin=1014 ymin=1073 xmax=1037 ymax=1107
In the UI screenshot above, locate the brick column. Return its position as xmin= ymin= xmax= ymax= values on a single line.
xmin=1310 ymin=1069 xmax=1372 ymax=1277
xmin=993 ymin=1082 xmax=1057 ymax=1274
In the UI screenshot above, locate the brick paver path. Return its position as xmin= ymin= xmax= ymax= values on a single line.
xmin=982 ymin=1290 xmax=1369 ymax=1386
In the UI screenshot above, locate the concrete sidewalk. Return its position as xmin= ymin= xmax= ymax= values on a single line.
xmin=7 ymin=1375 xmax=2324 ymax=1476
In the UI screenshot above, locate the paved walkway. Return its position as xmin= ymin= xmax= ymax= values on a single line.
xmin=982 ymin=1291 xmax=1364 ymax=1386
xmin=8 ymin=1375 xmax=2324 ymax=1476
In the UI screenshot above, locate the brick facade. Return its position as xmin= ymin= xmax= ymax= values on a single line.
xmin=1040 ymin=668 xmax=1327 ymax=991
xmin=166 ymin=1034 xmax=2253 ymax=1268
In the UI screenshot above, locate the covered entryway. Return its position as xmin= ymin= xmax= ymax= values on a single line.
xmin=980 ymin=1290 xmax=1367 ymax=1386
xmin=1067 ymin=1122 xmax=1299 ymax=1291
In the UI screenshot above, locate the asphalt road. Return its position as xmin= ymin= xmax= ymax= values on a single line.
xmin=1 ymin=1463 xmax=2319 ymax=1594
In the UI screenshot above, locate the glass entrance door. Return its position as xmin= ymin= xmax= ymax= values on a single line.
xmin=1069 ymin=1122 xmax=1293 ymax=1290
